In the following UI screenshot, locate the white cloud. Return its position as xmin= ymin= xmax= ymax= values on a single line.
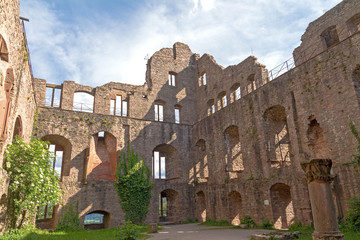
xmin=20 ymin=0 xmax=342 ymax=87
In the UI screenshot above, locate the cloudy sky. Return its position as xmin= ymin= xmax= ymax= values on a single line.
xmin=20 ymin=0 xmax=342 ymax=87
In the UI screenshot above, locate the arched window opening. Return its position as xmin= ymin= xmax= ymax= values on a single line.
xmin=0 ymin=68 xmax=14 ymax=141
xmin=228 ymin=191 xmax=242 ymax=226
xmin=73 ymin=92 xmax=94 ymax=113
xmin=346 ymin=13 xmax=360 ymax=35
xmin=159 ymin=189 xmax=179 ymax=223
xmin=207 ymin=99 xmax=215 ymax=116
xmin=153 ymin=144 xmax=179 ymax=180
xmin=174 ymin=105 xmax=181 ymax=124
xmin=0 ymin=34 xmax=9 ymax=62
xmin=196 ymin=191 xmax=206 ymax=222
xmin=45 ymin=85 xmax=61 ymax=108
xmin=224 ymin=125 xmax=244 ymax=179
xmin=217 ymin=91 xmax=227 ymax=110
xmin=154 ymin=100 xmax=165 ymax=122
xmin=194 ymin=139 xmax=208 ymax=182
xmin=41 ymin=134 xmax=72 ymax=180
xmin=230 ymin=83 xmax=241 ymax=103
xmin=84 ymin=210 xmax=111 ymax=229
xmin=199 ymin=72 xmax=207 ymax=86
xmin=263 ymin=105 xmax=291 ymax=168
xmin=12 ymin=116 xmax=22 ymax=140
xmin=270 ymin=183 xmax=294 ymax=229
xmin=169 ymin=72 xmax=177 ymax=87
xmin=87 ymin=131 xmax=117 ymax=181
xmin=321 ymin=25 xmax=339 ymax=49
xmin=247 ymin=74 xmax=256 ymax=94
xmin=307 ymin=116 xmax=330 ymax=159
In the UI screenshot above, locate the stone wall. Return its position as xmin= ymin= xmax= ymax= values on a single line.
xmin=0 ymin=0 xmax=36 ymax=231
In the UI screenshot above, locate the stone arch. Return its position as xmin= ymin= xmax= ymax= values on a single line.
xmin=320 ymin=25 xmax=339 ymax=49
xmin=223 ymin=125 xmax=243 ymax=178
xmin=0 ymin=34 xmax=9 ymax=62
xmin=263 ymin=105 xmax=291 ymax=168
xmin=194 ymin=139 xmax=208 ymax=182
xmin=12 ymin=115 xmax=22 ymax=139
xmin=153 ymin=144 xmax=180 ymax=180
xmin=196 ymin=191 xmax=206 ymax=222
xmin=270 ymin=183 xmax=294 ymax=229
xmin=41 ymin=134 xmax=72 ymax=179
xmin=73 ymin=91 xmax=94 ymax=113
xmin=159 ymin=189 xmax=179 ymax=223
xmin=306 ymin=115 xmax=330 ymax=159
xmin=346 ymin=13 xmax=360 ymax=35
xmin=0 ymin=68 xmax=14 ymax=141
xmin=87 ymin=131 xmax=118 ymax=181
xmin=84 ymin=210 xmax=111 ymax=229
xmin=230 ymin=83 xmax=241 ymax=103
xmin=228 ymin=191 xmax=242 ymax=226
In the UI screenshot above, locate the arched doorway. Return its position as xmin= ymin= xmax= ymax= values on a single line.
xmin=84 ymin=210 xmax=111 ymax=230
xmin=159 ymin=189 xmax=179 ymax=223
xmin=196 ymin=191 xmax=206 ymax=222
xmin=228 ymin=191 xmax=242 ymax=226
xmin=270 ymin=183 xmax=294 ymax=229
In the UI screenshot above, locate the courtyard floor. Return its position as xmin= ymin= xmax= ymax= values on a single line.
xmin=147 ymin=223 xmax=273 ymax=240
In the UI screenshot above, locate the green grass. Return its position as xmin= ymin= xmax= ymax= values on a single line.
xmin=199 ymin=219 xmax=232 ymax=226
xmin=0 ymin=227 xmax=152 ymax=240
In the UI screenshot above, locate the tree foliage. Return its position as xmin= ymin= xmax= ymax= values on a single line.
xmin=4 ymin=137 xmax=61 ymax=229
xmin=115 ymin=145 xmax=153 ymax=225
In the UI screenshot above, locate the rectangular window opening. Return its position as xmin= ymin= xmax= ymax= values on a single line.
xmin=175 ymin=108 xmax=180 ymax=124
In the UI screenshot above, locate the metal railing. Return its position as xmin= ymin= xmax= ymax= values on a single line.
xmin=73 ymin=102 xmax=94 ymax=113
xmin=268 ymin=57 xmax=295 ymax=81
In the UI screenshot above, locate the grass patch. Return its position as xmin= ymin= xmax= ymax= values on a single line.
xmin=199 ymin=219 xmax=232 ymax=226
xmin=0 ymin=226 xmax=154 ymax=240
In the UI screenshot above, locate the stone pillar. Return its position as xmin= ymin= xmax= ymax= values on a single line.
xmin=301 ymin=159 xmax=344 ymax=240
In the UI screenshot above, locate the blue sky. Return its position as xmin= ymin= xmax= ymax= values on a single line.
xmin=20 ymin=0 xmax=342 ymax=87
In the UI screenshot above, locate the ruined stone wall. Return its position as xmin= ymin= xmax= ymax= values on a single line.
xmin=28 ymin=0 xmax=360 ymax=230
xmin=0 ymin=0 xmax=36 ymax=231
xmin=293 ymin=0 xmax=360 ymax=65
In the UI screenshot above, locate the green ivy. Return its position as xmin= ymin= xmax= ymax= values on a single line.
xmin=345 ymin=121 xmax=360 ymax=166
xmin=115 ymin=221 xmax=140 ymax=240
xmin=115 ymin=145 xmax=153 ymax=225
xmin=4 ymin=137 xmax=61 ymax=230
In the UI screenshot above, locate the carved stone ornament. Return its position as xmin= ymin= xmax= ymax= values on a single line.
xmin=301 ymin=159 xmax=335 ymax=183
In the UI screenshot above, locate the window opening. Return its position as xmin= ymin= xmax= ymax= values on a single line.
xmin=49 ymin=144 xmax=63 ymax=176
xmin=153 ymin=151 xmax=165 ymax=179
xmin=155 ymin=104 xmax=164 ymax=122
xmin=174 ymin=107 xmax=180 ymax=124
xmin=169 ymin=73 xmax=176 ymax=86
xmin=110 ymin=99 xmax=115 ymax=115
xmin=321 ymin=26 xmax=339 ymax=49
xmin=45 ymin=86 xmax=61 ymax=108
xmin=36 ymin=203 xmax=54 ymax=220
xmin=222 ymin=95 xmax=227 ymax=107
xmin=73 ymin=92 xmax=94 ymax=113
xmin=98 ymin=131 xmax=105 ymax=138
xmin=84 ymin=213 xmax=104 ymax=224
xmin=115 ymin=95 xmax=122 ymax=116
xmin=0 ymin=35 xmax=9 ymax=62
xmin=235 ymin=86 xmax=241 ymax=100
xmin=159 ymin=194 xmax=167 ymax=217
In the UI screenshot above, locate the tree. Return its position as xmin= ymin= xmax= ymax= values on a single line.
xmin=115 ymin=145 xmax=153 ymax=225
xmin=4 ymin=137 xmax=61 ymax=229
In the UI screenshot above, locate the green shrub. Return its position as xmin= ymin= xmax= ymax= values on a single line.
xmin=115 ymin=145 xmax=153 ymax=225
xmin=56 ymin=202 xmax=83 ymax=232
xmin=115 ymin=221 xmax=140 ymax=240
xmin=261 ymin=220 xmax=274 ymax=229
xmin=1 ymin=225 xmax=42 ymax=240
xmin=340 ymin=196 xmax=360 ymax=231
xmin=240 ymin=215 xmax=256 ymax=228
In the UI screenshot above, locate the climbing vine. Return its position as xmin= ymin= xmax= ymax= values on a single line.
xmin=4 ymin=137 xmax=61 ymax=229
xmin=115 ymin=145 xmax=153 ymax=225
